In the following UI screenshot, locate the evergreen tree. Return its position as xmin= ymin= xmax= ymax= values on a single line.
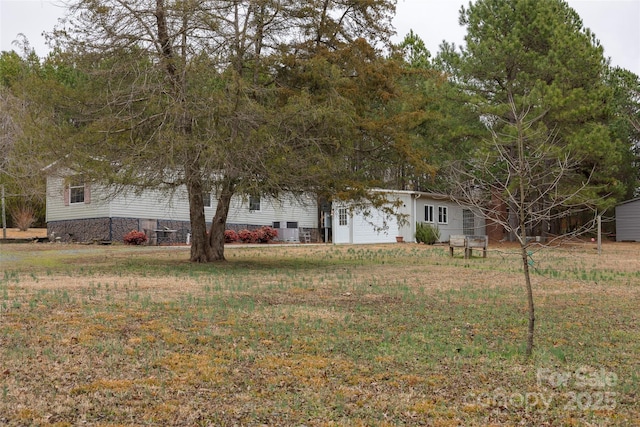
xmin=31 ymin=0 xmax=402 ymax=262
xmin=440 ymin=0 xmax=625 ymax=356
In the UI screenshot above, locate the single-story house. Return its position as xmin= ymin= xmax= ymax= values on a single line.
xmin=332 ymin=190 xmax=486 ymax=244
xmin=615 ymin=198 xmax=640 ymax=242
xmin=45 ymin=172 xmax=486 ymax=244
xmin=45 ymin=173 xmax=319 ymax=244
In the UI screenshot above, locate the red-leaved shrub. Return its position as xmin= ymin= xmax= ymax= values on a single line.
xmin=256 ymin=226 xmax=278 ymax=243
xmin=123 ymin=230 xmax=148 ymax=245
xmin=227 ymin=226 xmax=278 ymax=244
xmin=224 ymin=229 xmax=238 ymax=243
xmin=237 ymin=229 xmax=257 ymax=243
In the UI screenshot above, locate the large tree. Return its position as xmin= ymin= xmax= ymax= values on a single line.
xmin=605 ymin=67 xmax=640 ymax=199
xmin=37 ymin=0 xmax=404 ymax=262
xmin=439 ymin=0 xmax=628 ymax=356
xmin=0 ymin=50 xmax=53 ymax=227
xmin=391 ymin=31 xmax=485 ymax=192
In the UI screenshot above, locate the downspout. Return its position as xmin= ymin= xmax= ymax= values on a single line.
xmin=349 ymin=210 xmax=354 ymax=244
xmin=412 ymin=192 xmax=420 ymax=243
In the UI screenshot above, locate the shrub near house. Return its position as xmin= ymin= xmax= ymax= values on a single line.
xmin=123 ymin=230 xmax=148 ymax=245
xmin=415 ymin=222 xmax=440 ymax=245
xmin=224 ymin=230 xmax=239 ymax=243
xmin=226 ymin=226 xmax=278 ymax=244
xmin=11 ymin=205 xmax=37 ymax=231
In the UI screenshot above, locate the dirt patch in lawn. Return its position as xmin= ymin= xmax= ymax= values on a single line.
xmin=1 ymin=227 xmax=48 ymax=239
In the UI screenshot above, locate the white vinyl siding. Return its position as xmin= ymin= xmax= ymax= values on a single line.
xmin=46 ymin=175 xmax=318 ymax=228
xmin=332 ymin=199 xmax=400 ymax=244
xmin=410 ymin=197 xmax=485 ymax=243
xmin=351 ymin=210 xmax=398 ymax=244
xmin=109 ymin=188 xmax=190 ymax=220
xmin=231 ymin=194 xmax=316 ymax=228
xmin=46 ymin=176 xmax=107 ymax=222
xmin=333 ymin=191 xmax=486 ymax=245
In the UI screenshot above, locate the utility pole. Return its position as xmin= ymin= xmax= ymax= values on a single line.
xmin=1 ymin=184 xmax=6 ymax=239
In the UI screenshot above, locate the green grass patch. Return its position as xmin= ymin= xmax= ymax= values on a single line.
xmin=0 ymin=242 xmax=637 ymax=425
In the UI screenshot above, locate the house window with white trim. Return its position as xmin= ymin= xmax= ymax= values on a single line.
xmin=438 ymin=206 xmax=448 ymax=224
xmin=249 ymin=195 xmax=261 ymax=211
xmin=69 ymin=179 xmax=85 ymax=204
xmin=425 ymin=205 xmax=434 ymax=223
xmin=203 ymin=192 xmax=211 ymax=208
xmin=463 ymin=209 xmax=474 ymax=235
xmin=338 ymin=208 xmax=348 ymax=226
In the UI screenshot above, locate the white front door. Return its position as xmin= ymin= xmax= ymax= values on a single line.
xmin=332 ymin=207 xmax=351 ymax=244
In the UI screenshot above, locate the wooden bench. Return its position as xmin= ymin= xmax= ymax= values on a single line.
xmin=449 ymin=235 xmax=488 ymax=259
xmin=449 ymin=235 xmax=467 ymax=258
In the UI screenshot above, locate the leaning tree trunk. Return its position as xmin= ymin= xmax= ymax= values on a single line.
xmin=208 ymin=179 xmax=235 ymax=262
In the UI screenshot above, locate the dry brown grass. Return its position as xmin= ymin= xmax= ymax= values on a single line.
xmin=1 ymin=227 xmax=47 ymax=239
xmin=0 ymin=242 xmax=638 ymax=425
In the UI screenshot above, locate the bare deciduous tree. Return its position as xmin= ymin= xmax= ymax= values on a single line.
xmin=449 ymin=94 xmax=600 ymax=356
xmin=439 ymin=0 xmax=627 ymax=357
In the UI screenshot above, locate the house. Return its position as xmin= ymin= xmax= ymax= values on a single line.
xmin=45 ymin=173 xmax=319 ymax=243
xmin=615 ymin=198 xmax=640 ymax=242
xmin=46 ymin=172 xmax=486 ymax=244
xmin=332 ymin=190 xmax=486 ymax=244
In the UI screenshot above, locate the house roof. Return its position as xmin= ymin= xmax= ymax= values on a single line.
xmin=616 ymin=197 xmax=640 ymax=207
xmin=371 ymin=188 xmax=460 ymax=202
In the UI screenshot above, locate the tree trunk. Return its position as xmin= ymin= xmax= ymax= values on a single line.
xmin=515 ymin=92 xmax=535 ymax=357
xmin=185 ymin=165 xmax=213 ymax=263
xmin=187 ymin=192 xmax=212 ymax=263
xmin=157 ymin=0 xmax=210 ymax=263
xmin=208 ymin=179 xmax=235 ymax=262
xmin=521 ymin=244 xmax=535 ymax=357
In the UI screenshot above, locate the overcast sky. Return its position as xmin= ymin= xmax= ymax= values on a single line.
xmin=1 ymin=0 xmax=639 ymax=75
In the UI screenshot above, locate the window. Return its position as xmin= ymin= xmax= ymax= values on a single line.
xmin=338 ymin=208 xmax=348 ymax=226
xmin=249 ymin=195 xmax=261 ymax=211
xmin=203 ymin=192 xmax=211 ymax=208
xmin=425 ymin=205 xmax=434 ymax=223
xmin=463 ymin=209 xmax=474 ymax=235
xmin=438 ymin=206 xmax=448 ymax=224
xmin=273 ymin=222 xmax=298 ymax=229
xmin=69 ymin=180 xmax=85 ymax=204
